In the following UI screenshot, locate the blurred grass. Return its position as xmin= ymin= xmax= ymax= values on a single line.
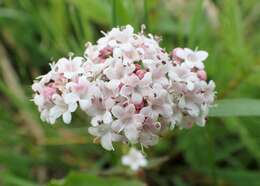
xmin=0 ymin=0 xmax=260 ymax=185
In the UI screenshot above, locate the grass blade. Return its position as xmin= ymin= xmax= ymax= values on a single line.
xmin=209 ymin=99 xmax=260 ymax=117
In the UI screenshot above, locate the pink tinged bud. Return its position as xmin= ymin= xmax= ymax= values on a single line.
xmin=75 ymin=76 xmax=80 ymax=82
xmin=197 ymin=70 xmax=207 ymax=81
xmin=99 ymin=47 xmax=113 ymax=59
xmin=135 ymin=64 xmax=142 ymax=71
xmin=74 ymin=83 xmax=87 ymax=93
xmin=171 ymin=48 xmax=184 ymax=64
xmin=42 ymin=86 xmax=56 ymax=99
xmin=118 ymin=83 xmax=124 ymax=90
xmin=122 ymin=102 xmax=129 ymax=107
xmin=136 ymin=70 xmax=145 ymax=79
xmin=135 ymin=100 xmax=144 ymax=112
xmin=175 ymin=59 xmax=182 ymax=64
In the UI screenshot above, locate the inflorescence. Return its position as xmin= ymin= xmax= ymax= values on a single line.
xmin=32 ymin=25 xmax=215 ymax=152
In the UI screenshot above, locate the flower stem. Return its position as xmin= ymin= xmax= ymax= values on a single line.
xmin=205 ymin=125 xmax=217 ymax=186
xmin=143 ymin=0 xmax=149 ymax=30
xmin=112 ymin=0 xmax=117 ymax=27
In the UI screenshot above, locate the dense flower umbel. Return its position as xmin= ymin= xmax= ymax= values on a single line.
xmin=32 ymin=25 xmax=216 ymax=151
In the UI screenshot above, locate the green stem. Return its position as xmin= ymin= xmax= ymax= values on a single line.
xmin=205 ymin=125 xmax=217 ymax=186
xmin=143 ymin=0 xmax=149 ymax=30
xmin=112 ymin=0 xmax=117 ymax=27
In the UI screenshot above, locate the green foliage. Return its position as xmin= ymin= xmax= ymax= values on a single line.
xmin=209 ymin=99 xmax=260 ymax=116
xmin=0 ymin=172 xmax=38 ymax=186
xmin=0 ymin=0 xmax=260 ymax=185
xmin=48 ymin=172 xmax=145 ymax=186
xmin=216 ymin=169 xmax=260 ymax=186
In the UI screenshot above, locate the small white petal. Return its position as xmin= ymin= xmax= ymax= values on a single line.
xmin=112 ymin=120 xmax=124 ymax=132
xmin=64 ymin=73 xmax=73 ymax=79
xmin=79 ymin=99 xmax=92 ymax=110
xmin=68 ymin=102 xmax=78 ymax=112
xmin=49 ymin=106 xmax=63 ymax=120
xmin=125 ymin=126 xmax=139 ymax=143
xmin=91 ymin=115 xmax=102 ymax=126
xmin=125 ymin=104 xmax=136 ymax=115
xmin=176 ymin=48 xmax=187 ymax=59
xmin=34 ymin=95 xmax=44 ymax=106
xmin=111 ymin=105 xmax=124 ymax=118
xmin=196 ymin=51 xmax=208 ymax=61
xmin=120 ymin=85 xmax=132 ymax=97
xmin=62 ymin=112 xmax=72 ymax=124
xmin=103 ymin=111 xmax=112 ymax=124
xmin=131 ymin=164 xmax=139 ymax=171
xmin=187 ymin=81 xmax=194 ymax=91
xmin=122 ymin=156 xmax=131 ymax=165
xmin=88 ymin=127 xmax=101 ymax=137
xmin=64 ymin=93 xmax=79 ymax=104
xmin=101 ymin=133 xmax=114 ymax=151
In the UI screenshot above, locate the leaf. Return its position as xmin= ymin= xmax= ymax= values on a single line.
xmin=0 ymin=172 xmax=37 ymax=186
xmin=219 ymin=0 xmax=245 ymax=57
xmin=216 ymin=169 xmax=260 ymax=186
xmin=72 ymin=0 xmax=110 ymax=25
xmin=188 ymin=0 xmax=204 ymax=47
xmin=48 ymin=172 xmax=145 ymax=186
xmin=0 ymin=44 xmax=45 ymax=144
xmin=224 ymin=117 xmax=260 ymax=160
xmin=113 ymin=0 xmax=137 ymax=27
xmin=177 ymin=127 xmax=212 ymax=169
xmin=209 ymin=99 xmax=260 ymax=117
xmin=0 ymin=8 xmax=29 ymax=22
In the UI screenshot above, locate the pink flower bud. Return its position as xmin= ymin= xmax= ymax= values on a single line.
xmin=171 ymin=48 xmax=184 ymax=64
xmin=42 ymin=86 xmax=56 ymax=99
xmin=99 ymin=47 xmax=112 ymax=59
xmin=135 ymin=100 xmax=144 ymax=112
xmin=197 ymin=70 xmax=207 ymax=81
xmin=136 ymin=70 xmax=145 ymax=79
xmin=175 ymin=59 xmax=182 ymax=64
xmin=135 ymin=64 xmax=142 ymax=71
xmin=118 ymin=83 xmax=124 ymax=90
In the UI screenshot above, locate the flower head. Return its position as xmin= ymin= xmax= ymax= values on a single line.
xmin=32 ymin=25 xmax=215 ymax=151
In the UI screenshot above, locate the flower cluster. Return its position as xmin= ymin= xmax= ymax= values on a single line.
xmin=32 ymin=25 xmax=215 ymax=151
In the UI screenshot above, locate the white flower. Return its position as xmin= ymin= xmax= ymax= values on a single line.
xmin=66 ymin=76 xmax=90 ymax=96
xmin=86 ymin=97 xmax=113 ymax=126
xmin=105 ymin=24 xmax=134 ymax=44
xmin=112 ymin=104 xmax=144 ymax=143
xmin=139 ymin=117 xmax=160 ymax=147
xmin=49 ymin=93 xmax=78 ymax=124
xmin=143 ymin=59 xmax=170 ymax=87
xmin=168 ymin=66 xmax=198 ymax=91
xmin=178 ymin=96 xmax=200 ymax=117
xmin=122 ymin=148 xmax=147 ymax=171
xmin=56 ymin=57 xmax=84 ymax=79
xmin=88 ymin=123 xmax=122 ymax=151
xmin=176 ymin=48 xmax=208 ymax=69
xmin=103 ymin=59 xmax=135 ymax=81
xmin=66 ymin=76 xmax=93 ymax=111
xmin=120 ymin=73 xmax=152 ymax=104
xmin=140 ymin=84 xmax=173 ymax=120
